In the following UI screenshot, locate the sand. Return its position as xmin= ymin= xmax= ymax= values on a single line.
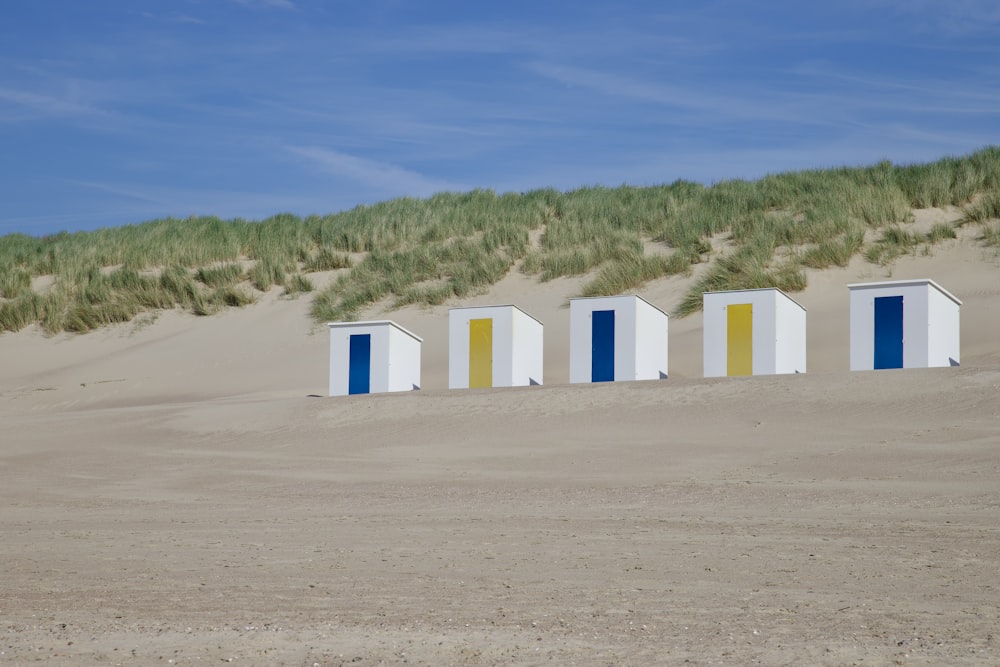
xmin=1 ymin=211 xmax=999 ymax=665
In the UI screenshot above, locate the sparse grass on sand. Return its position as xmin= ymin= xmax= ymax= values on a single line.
xmin=1 ymin=147 xmax=999 ymax=333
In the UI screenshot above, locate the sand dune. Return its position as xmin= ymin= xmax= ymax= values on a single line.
xmin=1 ymin=215 xmax=999 ymax=665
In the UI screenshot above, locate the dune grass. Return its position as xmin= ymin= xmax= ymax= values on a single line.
xmin=0 ymin=293 xmax=41 ymax=332
xmin=926 ymin=223 xmax=958 ymax=243
xmin=195 ymin=263 xmax=245 ymax=288
xmin=965 ymin=192 xmax=1000 ymax=224
xmin=1 ymin=147 xmax=999 ymax=334
xmin=303 ymin=248 xmax=352 ymax=272
xmin=0 ymin=267 xmax=31 ymax=299
xmin=980 ymin=223 xmax=1000 ymax=247
xmin=283 ymin=273 xmax=314 ymax=297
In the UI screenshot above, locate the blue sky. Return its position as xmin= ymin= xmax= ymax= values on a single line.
xmin=2 ymin=1 xmax=998 ymax=236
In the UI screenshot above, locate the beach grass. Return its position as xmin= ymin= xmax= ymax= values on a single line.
xmin=283 ymin=273 xmax=314 ymax=297
xmin=965 ymin=192 xmax=1000 ymax=223
xmin=1 ymin=147 xmax=998 ymax=333
xmin=195 ymin=263 xmax=245 ymax=288
xmin=864 ymin=225 xmax=923 ymax=265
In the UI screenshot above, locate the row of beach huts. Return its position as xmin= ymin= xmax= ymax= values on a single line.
xmin=328 ymin=278 xmax=961 ymax=396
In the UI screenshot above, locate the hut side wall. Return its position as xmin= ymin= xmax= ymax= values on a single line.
xmin=927 ymin=286 xmax=961 ymax=367
xmin=634 ymin=298 xmax=669 ymax=380
xmin=774 ymin=292 xmax=807 ymax=374
xmin=753 ymin=291 xmax=778 ymax=375
xmin=387 ymin=324 xmax=423 ymax=391
xmin=511 ymin=308 xmax=544 ymax=386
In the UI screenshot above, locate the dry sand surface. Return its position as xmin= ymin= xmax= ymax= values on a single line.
xmin=2 ymin=214 xmax=999 ymax=666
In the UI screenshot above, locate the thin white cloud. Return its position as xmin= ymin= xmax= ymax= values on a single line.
xmin=790 ymin=62 xmax=1000 ymax=110
xmin=0 ymin=86 xmax=108 ymax=119
xmin=528 ymin=57 xmax=1000 ymax=135
xmin=70 ymin=180 xmax=166 ymax=205
xmin=865 ymin=0 xmax=1000 ymax=36
xmin=231 ymin=0 xmax=296 ymax=10
xmin=527 ymin=62 xmax=701 ymax=108
xmin=141 ymin=12 xmax=206 ymax=26
xmin=342 ymin=15 xmax=719 ymax=63
xmin=524 ymin=61 xmax=815 ymax=126
xmin=286 ymin=145 xmax=465 ymax=196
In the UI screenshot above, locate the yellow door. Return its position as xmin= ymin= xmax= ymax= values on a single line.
xmin=727 ymin=304 xmax=753 ymax=376
xmin=469 ymin=318 xmax=493 ymax=388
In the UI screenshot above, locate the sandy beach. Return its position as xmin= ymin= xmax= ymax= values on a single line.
xmin=1 ymin=210 xmax=999 ymax=666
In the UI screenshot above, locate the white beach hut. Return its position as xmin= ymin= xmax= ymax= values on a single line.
xmin=569 ymin=295 xmax=668 ymax=384
xmin=848 ymin=279 xmax=961 ymax=371
xmin=448 ymin=305 xmax=544 ymax=389
xmin=328 ymin=320 xmax=422 ymax=396
xmin=703 ymin=288 xmax=807 ymax=377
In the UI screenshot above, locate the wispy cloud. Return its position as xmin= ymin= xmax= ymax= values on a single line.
xmin=70 ymin=180 xmax=168 ymax=206
xmin=790 ymin=62 xmax=1000 ymax=109
xmin=141 ymin=11 xmax=206 ymax=26
xmin=866 ymin=0 xmax=1000 ymax=36
xmin=524 ymin=61 xmax=818 ymax=126
xmin=356 ymin=23 xmax=715 ymax=63
xmin=527 ymin=62 xmax=710 ymax=109
xmin=0 ymin=86 xmax=109 ymax=119
xmin=528 ymin=56 xmax=1000 ymax=138
xmin=286 ymin=146 xmax=465 ymax=196
xmin=231 ymin=0 xmax=296 ymax=10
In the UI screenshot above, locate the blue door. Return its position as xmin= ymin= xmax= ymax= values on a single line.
xmin=873 ymin=296 xmax=903 ymax=369
xmin=348 ymin=333 xmax=372 ymax=394
xmin=591 ymin=310 xmax=615 ymax=382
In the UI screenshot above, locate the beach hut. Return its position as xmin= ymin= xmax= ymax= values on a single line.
xmin=848 ymin=279 xmax=961 ymax=371
xmin=702 ymin=288 xmax=807 ymax=377
xmin=448 ymin=305 xmax=544 ymax=389
xmin=569 ymin=295 xmax=668 ymax=384
xmin=328 ymin=320 xmax=422 ymax=396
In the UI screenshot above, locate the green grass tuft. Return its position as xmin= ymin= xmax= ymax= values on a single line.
xmin=303 ymin=248 xmax=352 ymax=272
xmin=196 ymin=263 xmax=245 ymax=288
xmin=210 ymin=286 xmax=255 ymax=307
xmin=159 ymin=266 xmax=200 ymax=305
xmin=965 ymin=192 xmax=1000 ymax=223
xmin=675 ymin=244 xmax=806 ymax=317
xmin=249 ymin=259 xmax=293 ymax=291
xmin=926 ymin=223 xmax=957 ymax=243
xmin=0 ymin=268 xmax=32 ymax=299
xmin=0 ymin=293 xmax=40 ymax=332
xmin=799 ymin=229 xmax=865 ymax=269
xmin=283 ymin=273 xmax=314 ymax=296
xmin=981 ymin=223 xmax=1000 ymax=247
xmin=580 ymin=249 xmax=690 ymax=297
xmin=865 ymin=225 xmax=922 ymax=265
